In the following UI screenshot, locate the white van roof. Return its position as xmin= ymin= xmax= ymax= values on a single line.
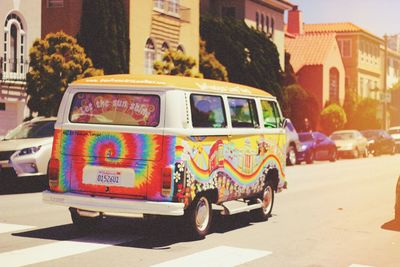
xmin=72 ymin=74 xmax=274 ymax=98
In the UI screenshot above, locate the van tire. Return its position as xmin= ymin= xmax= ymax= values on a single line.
xmin=250 ymin=183 xmax=274 ymax=221
xmin=185 ymin=195 xmax=212 ymax=239
xmin=69 ymin=207 xmax=102 ymax=231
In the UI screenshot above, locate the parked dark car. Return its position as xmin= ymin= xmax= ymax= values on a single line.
xmin=297 ymin=131 xmax=337 ymax=164
xmin=388 ymin=126 xmax=400 ymax=153
xmin=361 ymin=129 xmax=396 ymax=156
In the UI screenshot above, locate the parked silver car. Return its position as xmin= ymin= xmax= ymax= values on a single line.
xmin=330 ymin=130 xmax=368 ymax=159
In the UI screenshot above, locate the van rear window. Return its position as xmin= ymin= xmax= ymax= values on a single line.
xmin=69 ymin=92 xmax=160 ymax=126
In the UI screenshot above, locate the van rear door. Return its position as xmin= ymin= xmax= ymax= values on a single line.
xmin=61 ymin=91 xmax=163 ymax=199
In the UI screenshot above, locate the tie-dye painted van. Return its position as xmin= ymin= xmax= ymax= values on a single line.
xmin=43 ymin=74 xmax=287 ymax=238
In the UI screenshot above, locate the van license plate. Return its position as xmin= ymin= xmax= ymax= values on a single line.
xmin=83 ymin=166 xmax=135 ymax=187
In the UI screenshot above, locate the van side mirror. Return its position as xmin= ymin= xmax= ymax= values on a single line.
xmin=281 ymin=118 xmax=288 ymax=128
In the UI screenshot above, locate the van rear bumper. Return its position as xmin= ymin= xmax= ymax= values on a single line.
xmin=42 ymin=191 xmax=185 ymax=216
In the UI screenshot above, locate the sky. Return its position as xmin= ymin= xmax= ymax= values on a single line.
xmin=291 ymin=0 xmax=400 ymax=37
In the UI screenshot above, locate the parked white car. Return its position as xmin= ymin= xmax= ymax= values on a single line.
xmin=0 ymin=117 xmax=56 ymax=178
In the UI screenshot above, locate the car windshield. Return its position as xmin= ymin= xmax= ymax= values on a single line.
xmin=4 ymin=120 xmax=55 ymax=140
xmin=389 ymin=128 xmax=400 ymax=134
xmin=361 ymin=130 xmax=379 ymax=138
xmin=299 ymin=133 xmax=313 ymax=142
xmin=330 ymin=133 xmax=354 ymax=140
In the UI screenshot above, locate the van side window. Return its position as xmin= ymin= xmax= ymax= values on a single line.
xmin=261 ymin=100 xmax=280 ymax=128
xmin=190 ymin=94 xmax=226 ymax=128
xmin=228 ymin=97 xmax=259 ymax=128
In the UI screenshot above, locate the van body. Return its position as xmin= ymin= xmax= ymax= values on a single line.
xmin=43 ymin=74 xmax=287 ymax=237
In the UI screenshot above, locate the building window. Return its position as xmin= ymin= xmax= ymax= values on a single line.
xmin=0 ymin=103 xmax=5 ymax=111
xmin=168 ymin=0 xmax=179 ymax=15
xmin=338 ymin=39 xmax=352 ymax=57
xmin=154 ymin=0 xmax=164 ymax=10
xmin=47 ymin=0 xmax=64 ymax=8
xmin=329 ymin=68 xmax=339 ymax=103
xmin=261 ymin=14 xmax=264 ymax=32
xmin=256 ymin=12 xmax=259 ymax=31
xmin=271 ymin=18 xmax=275 ymax=37
xmin=144 ymin=38 xmax=156 ymax=74
xmin=3 ymin=12 xmax=26 ymax=80
xmin=222 ymin=7 xmax=236 ymax=18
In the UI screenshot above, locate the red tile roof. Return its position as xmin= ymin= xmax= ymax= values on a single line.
xmin=304 ymin=22 xmax=382 ymax=41
xmin=285 ymin=33 xmax=338 ymax=72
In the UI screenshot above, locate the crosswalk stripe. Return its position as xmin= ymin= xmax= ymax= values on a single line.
xmin=0 ymin=240 xmax=111 ymax=267
xmin=0 ymin=223 xmax=35 ymax=234
xmin=0 ymin=234 xmax=137 ymax=267
xmin=151 ymin=245 xmax=272 ymax=267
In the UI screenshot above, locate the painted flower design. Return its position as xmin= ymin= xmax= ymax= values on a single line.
xmin=174 ymin=172 xmax=181 ymax=183
xmin=177 ymin=162 xmax=185 ymax=172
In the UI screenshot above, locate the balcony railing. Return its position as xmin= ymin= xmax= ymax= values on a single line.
xmin=0 ymin=57 xmax=28 ymax=82
xmin=153 ymin=0 xmax=191 ymax=22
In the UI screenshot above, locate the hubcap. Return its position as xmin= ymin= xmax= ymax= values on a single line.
xmin=195 ymin=197 xmax=210 ymax=232
xmin=262 ymin=186 xmax=273 ymax=214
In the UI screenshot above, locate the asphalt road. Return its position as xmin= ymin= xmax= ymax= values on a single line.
xmin=0 ymin=154 xmax=399 ymax=267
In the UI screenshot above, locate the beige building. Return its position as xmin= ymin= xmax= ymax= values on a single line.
xmin=200 ymin=0 xmax=294 ymax=69
xmin=130 ymin=0 xmax=199 ymax=75
xmin=0 ymin=0 xmax=41 ymax=136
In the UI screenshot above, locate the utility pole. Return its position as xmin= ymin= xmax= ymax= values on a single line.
xmin=383 ymin=34 xmax=388 ymax=130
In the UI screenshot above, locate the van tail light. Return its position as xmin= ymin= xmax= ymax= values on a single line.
xmin=162 ymin=166 xmax=173 ymax=196
xmin=48 ymin=158 xmax=60 ymax=188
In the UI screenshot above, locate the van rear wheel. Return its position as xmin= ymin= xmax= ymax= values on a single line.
xmin=185 ymin=195 xmax=212 ymax=239
xmin=69 ymin=207 xmax=102 ymax=231
xmin=250 ymin=183 xmax=274 ymax=221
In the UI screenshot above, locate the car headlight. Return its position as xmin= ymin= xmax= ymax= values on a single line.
xmin=16 ymin=146 xmax=42 ymax=156
xmin=300 ymin=144 xmax=308 ymax=151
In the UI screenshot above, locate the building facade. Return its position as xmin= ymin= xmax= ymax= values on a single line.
xmin=200 ymin=0 xmax=294 ymax=69
xmin=0 ymin=0 xmax=41 ymax=136
xmin=130 ymin=0 xmax=199 ymax=75
xmin=285 ymin=33 xmax=345 ymax=110
xmin=303 ymin=23 xmax=383 ymax=103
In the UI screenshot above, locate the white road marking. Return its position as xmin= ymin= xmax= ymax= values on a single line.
xmin=349 ymin=264 xmax=375 ymax=267
xmin=151 ymin=245 xmax=272 ymax=267
xmin=0 ymin=223 xmax=35 ymax=234
xmin=0 ymin=235 xmax=135 ymax=267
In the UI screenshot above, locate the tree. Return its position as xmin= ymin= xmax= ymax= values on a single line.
xmin=77 ymin=0 xmax=129 ymax=74
xmin=27 ymin=31 xmax=103 ymax=117
xmin=319 ymin=103 xmax=347 ymax=135
xmin=282 ymin=52 xmax=297 ymax=87
xmin=282 ymin=84 xmax=320 ymax=132
xmin=154 ymin=49 xmax=202 ymax=77
xmin=200 ymin=39 xmax=228 ymax=81
xmin=201 ymin=16 xmax=282 ymax=102
xmin=351 ymin=98 xmax=381 ymax=130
